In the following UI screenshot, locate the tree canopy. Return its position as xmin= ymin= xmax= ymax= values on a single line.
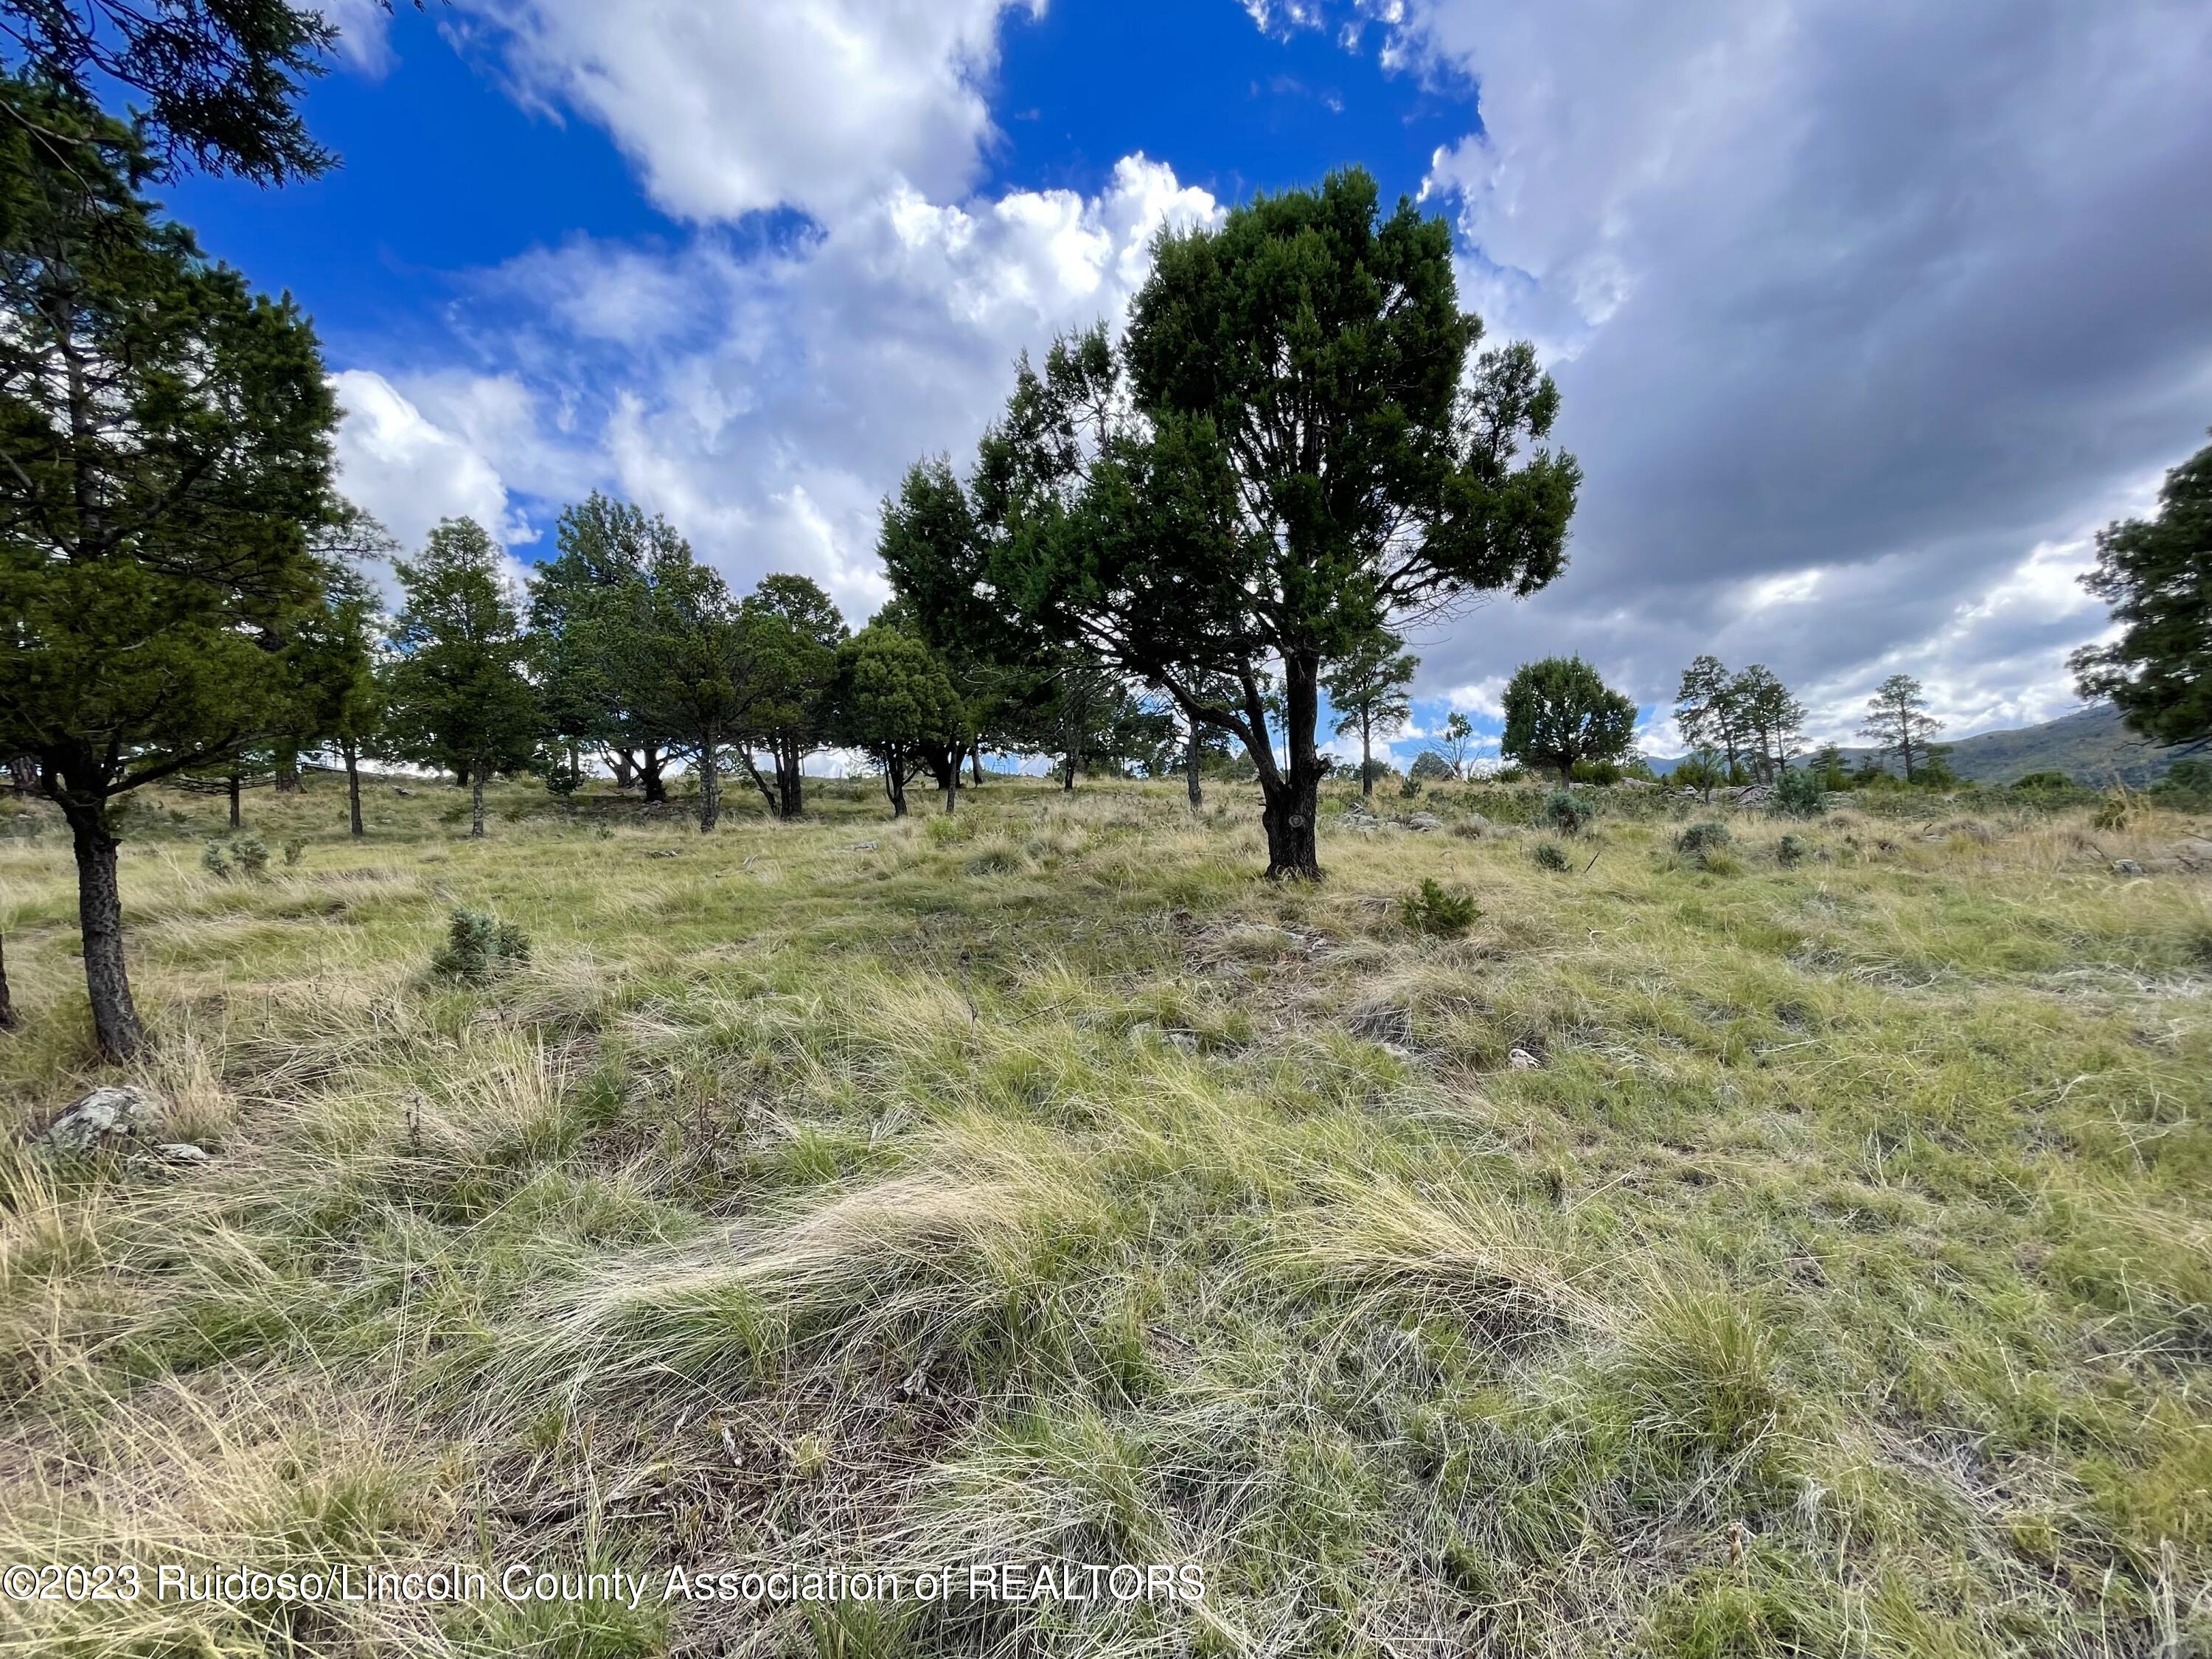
xmin=1500 ymin=656 xmax=1638 ymax=785
xmin=1326 ymin=631 xmax=1416 ymax=796
xmin=2072 ymin=433 xmax=2211 ymax=755
xmin=1858 ymin=673 xmax=1943 ymax=782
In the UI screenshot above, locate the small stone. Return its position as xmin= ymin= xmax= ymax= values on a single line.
xmin=2111 ymin=859 xmax=2146 ymax=876
xmin=1506 ymin=1047 xmax=1541 ymax=1071
xmin=153 ymin=1141 xmax=212 ymax=1164
xmin=1405 ymin=812 xmax=1442 ymax=832
xmin=392 ymin=787 xmax=417 ymax=798
xmin=30 ymin=1085 xmax=162 ymax=1154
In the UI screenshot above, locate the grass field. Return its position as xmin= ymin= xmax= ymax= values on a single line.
xmin=2 ymin=773 xmax=2209 ymax=1658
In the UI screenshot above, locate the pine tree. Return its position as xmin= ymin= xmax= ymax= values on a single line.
xmin=2071 ymin=434 xmax=2211 ymax=754
xmin=1325 ymin=633 xmax=1417 ymax=797
xmin=1859 ymin=674 xmax=1944 ymax=782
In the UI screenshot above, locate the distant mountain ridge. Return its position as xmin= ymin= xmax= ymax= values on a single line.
xmin=1651 ymin=704 xmax=2189 ymax=787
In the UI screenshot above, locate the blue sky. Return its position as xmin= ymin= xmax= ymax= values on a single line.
xmin=156 ymin=0 xmax=2212 ymax=771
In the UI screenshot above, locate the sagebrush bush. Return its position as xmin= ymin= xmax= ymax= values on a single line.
xmin=1775 ymin=834 xmax=1808 ymax=867
xmin=1770 ymin=767 xmax=1825 ymax=818
xmin=1544 ymin=790 xmax=1594 ymax=835
xmin=430 ymin=908 xmax=532 ymax=983
xmin=1401 ymin=877 xmax=1478 ymax=937
xmin=1532 ymin=839 xmax=1571 ymax=871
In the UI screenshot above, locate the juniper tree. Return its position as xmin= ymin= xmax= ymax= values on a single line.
xmin=381 ymin=519 xmax=538 ymax=837
xmin=0 ymin=83 xmax=344 ymax=1057
xmin=830 ymin=623 xmax=965 ymax=818
xmin=1500 ymin=656 xmax=1638 ymax=785
xmin=970 ymin=170 xmax=1579 ymax=877
xmin=734 ymin=573 xmax=845 ymax=818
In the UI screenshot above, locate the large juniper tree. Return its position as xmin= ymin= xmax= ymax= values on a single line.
xmin=734 ymin=573 xmax=846 ymax=818
xmin=1500 ymin=656 xmax=1638 ymax=784
xmin=0 ymin=82 xmax=344 ymax=1058
xmin=971 ymin=170 xmax=1578 ymax=876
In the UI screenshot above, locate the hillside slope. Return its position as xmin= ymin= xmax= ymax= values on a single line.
xmin=1657 ymin=703 xmax=2189 ymax=785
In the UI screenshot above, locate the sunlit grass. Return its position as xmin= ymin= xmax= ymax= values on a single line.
xmin=1 ymin=772 xmax=2208 ymax=1655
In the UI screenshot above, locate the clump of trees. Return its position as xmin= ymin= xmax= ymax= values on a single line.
xmin=1674 ymin=655 xmax=1807 ymax=783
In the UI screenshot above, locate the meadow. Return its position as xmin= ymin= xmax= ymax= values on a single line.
xmin=1 ymin=773 xmax=2208 ymax=1658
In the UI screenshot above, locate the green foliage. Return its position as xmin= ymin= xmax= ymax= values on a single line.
xmin=2149 ymin=757 xmax=2212 ymax=804
xmin=1677 ymin=656 xmax=1808 ymax=782
xmin=2091 ymin=793 xmax=2133 ymax=832
xmin=2011 ymin=770 xmax=2076 ymax=792
xmin=282 ymin=838 xmax=305 ymax=867
xmin=1671 ymin=754 xmax=1724 ymax=793
xmin=382 ymin=520 xmax=540 ymax=785
xmin=1860 ymin=674 xmax=1944 ymax=782
xmin=1401 ymin=877 xmax=1478 ymax=937
xmin=0 ymin=1 xmax=343 ymax=184
xmin=830 ymin=625 xmax=966 ymax=816
xmin=1327 ymin=630 xmax=1418 ymax=793
xmin=231 ymin=834 xmax=269 ymax=879
xmin=2072 ymin=434 xmax=2212 ymax=754
xmin=201 ymin=840 xmax=230 ymax=877
xmin=429 ymin=908 xmax=531 ymax=984
xmin=1775 ymin=834 xmax=1808 ymax=867
xmin=1770 ymin=766 xmax=1826 ymax=818
xmin=1531 ymin=839 xmax=1571 ymax=871
xmin=1397 ymin=774 xmax=1424 ymax=799
xmin=1544 ymin=789 xmax=1596 ymax=835
xmin=1501 ymin=657 xmax=1638 ymax=783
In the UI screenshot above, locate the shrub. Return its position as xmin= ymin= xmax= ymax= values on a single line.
xmin=1532 ymin=840 xmax=1570 ymax=872
xmin=430 ymin=908 xmax=532 ymax=984
xmin=2150 ymin=759 xmax=2212 ymax=805
xmin=1544 ymin=790 xmax=1595 ymax=835
xmin=1398 ymin=775 xmax=1424 ymax=800
xmin=200 ymin=840 xmax=231 ymax=877
xmin=1677 ymin=821 xmax=1733 ymax=856
xmin=1775 ymin=834 xmax=1807 ymax=867
xmin=1770 ymin=767 xmax=1825 ymax=818
xmin=1402 ymin=878 xmax=1478 ymax=937
xmin=2092 ymin=793 xmax=2132 ymax=832
xmin=2011 ymin=770 xmax=2073 ymax=792
xmin=231 ymin=834 xmax=270 ymax=878
xmin=1408 ymin=751 xmax=1454 ymax=782
xmin=282 ymin=838 xmax=305 ymax=867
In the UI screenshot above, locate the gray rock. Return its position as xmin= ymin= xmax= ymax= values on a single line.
xmin=154 ymin=1141 xmax=212 ymax=1164
xmin=2169 ymin=837 xmax=2212 ymax=872
xmin=1453 ymin=813 xmax=1494 ymax=838
xmin=2112 ymin=858 xmax=2146 ymax=876
xmin=31 ymin=1085 xmax=161 ymax=1154
xmin=1404 ymin=812 xmax=1442 ymax=832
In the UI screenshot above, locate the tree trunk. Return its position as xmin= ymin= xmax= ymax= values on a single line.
xmin=775 ymin=735 xmax=806 ymax=818
xmin=276 ymin=745 xmax=299 ymax=793
xmin=738 ymin=749 xmax=779 ymax=817
xmin=470 ymin=765 xmax=486 ymax=838
xmin=1360 ymin=711 xmax=1374 ymax=797
xmin=699 ymin=742 xmax=721 ymax=832
xmin=227 ymin=772 xmax=242 ymax=829
xmin=1185 ymin=723 xmax=1203 ymax=810
xmin=970 ymin=745 xmax=984 ymax=786
xmin=344 ymin=740 xmax=364 ymax=837
xmin=7 ymin=754 xmax=35 ymax=794
xmin=641 ymin=745 xmax=667 ymax=804
xmin=884 ymin=759 xmax=908 ymax=818
xmin=0 ymin=931 xmax=18 ymax=1033
xmin=1260 ymin=654 xmax=1324 ymax=880
xmin=1062 ymin=751 xmax=1077 ymax=791
xmin=62 ymin=801 xmax=143 ymax=1060
xmin=608 ymin=748 xmax=638 ymax=790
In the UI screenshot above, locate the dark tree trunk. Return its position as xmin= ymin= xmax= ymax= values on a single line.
xmin=61 ymin=801 xmax=142 ymax=1060
xmin=1259 ymin=653 xmax=1324 ymax=880
xmin=7 ymin=754 xmax=35 ymax=794
xmin=970 ymin=745 xmax=984 ymax=786
xmin=1184 ymin=724 xmax=1203 ymax=810
xmin=883 ymin=757 xmax=908 ymax=818
xmin=698 ymin=741 xmax=721 ymax=832
xmin=275 ymin=745 xmax=299 ymax=793
xmin=641 ymin=745 xmax=667 ymax=804
xmin=1061 ymin=751 xmax=1077 ymax=791
xmin=924 ymin=748 xmax=961 ymax=814
xmin=738 ymin=748 xmax=779 ymax=817
xmin=1360 ymin=711 xmax=1374 ymax=797
xmin=227 ymin=772 xmax=242 ymax=829
xmin=343 ymin=740 xmax=364 ymax=837
xmin=0 ymin=931 xmax=18 ymax=1033
xmin=608 ymin=748 xmax=638 ymax=790
xmin=470 ymin=764 xmax=486 ymax=838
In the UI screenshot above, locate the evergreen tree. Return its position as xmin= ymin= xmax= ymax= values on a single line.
xmin=628 ymin=538 xmax=751 ymax=833
xmin=0 ymin=83 xmax=344 ymax=1057
xmin=1326 ymin=633 xmax=1417 ymax=797
xmin=1500 ymin=657 xmax=1638 ymax=785
xmin=971 ymin=170 xmax=1578 ymax=877
xmin=381 ymin=519 xmax=538 ymax=838
xmin=2071 ymin=434 xmax=2211 ymax=754
xmin=734 ymin=573 xmax=845 ymax=818
xmin=1858 ymin=674 xmax=1943 ymax=782
xmin=1730 ymin=664 xmax=1807 ymax=780
xmin=1439 ymin=711 xmax=1476 ymax=779
xmin=1675 ymin=655 xmax=1748 ymax=783
xmin=830 ymin=624 xmax=965 ymax=818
